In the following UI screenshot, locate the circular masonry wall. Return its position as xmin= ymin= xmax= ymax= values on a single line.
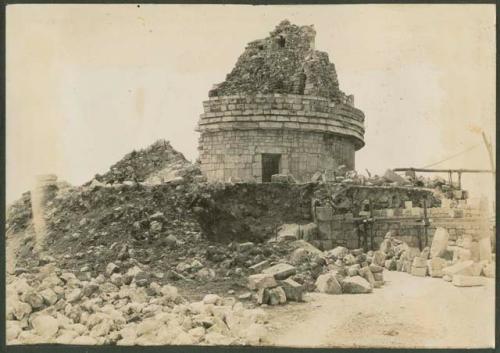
xmin=197 ymin=94 xmax=365 ymax=182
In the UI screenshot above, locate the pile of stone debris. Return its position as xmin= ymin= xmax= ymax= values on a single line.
xmin=243 ymin=240 xmax=388 ymax=306
xmin=6 ymin=258 xmax=271 ymax=346
xmin=91 ymin=139 xmax=201 ymax=185
xmin=310 ymin=166 xmax=457 ymax=192
xmin=372 ymin=228 xmax=495 ymax=286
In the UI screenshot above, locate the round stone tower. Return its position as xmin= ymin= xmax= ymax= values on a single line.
xmin=197 ymin=20 xmax=365 ymax=182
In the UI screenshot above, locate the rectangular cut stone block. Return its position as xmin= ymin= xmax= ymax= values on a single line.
xmin=427 ymin=257 xmax=447 ymax=278
xmin=277 ymin=224 xmax=300 ymax=241
xmin=478 ymin=237 xmax=492 ymax=262
xmin=411 ymin=266 xmax=427 ymax=277
xmin=430 ymin=227 xmax=449 ymax=258
xmin=262 ymin=263 xmax=296 ymax=280
xmin=452 ymin=275 xmax=484 ymax=287
xmin=412 ymin=257 xmax=427 ymax=268
xmin=247 ymin=274 xmax=277 ymax=290
xmin=279 ymin=278 xmax=304 ymax=302
xmin=249 ymin=261 xmax=270 ymax=273
xmin=442 ymin=260 xmax=475 ymax=277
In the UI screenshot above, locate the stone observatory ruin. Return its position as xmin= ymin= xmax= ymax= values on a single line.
xmin=197 ymin=20 xmax=365 ymax=183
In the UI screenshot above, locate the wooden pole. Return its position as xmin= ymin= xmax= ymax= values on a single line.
xmin=423 ymin=197 xmax=429 ymax=247
xmin=481 ymin=132 xmax=496 ymax=210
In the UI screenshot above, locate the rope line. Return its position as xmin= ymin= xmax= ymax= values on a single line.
xmin=421 ymin=144 xmax=481 ymax=169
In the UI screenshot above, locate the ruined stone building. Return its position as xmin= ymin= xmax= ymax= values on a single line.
xmin=197 ymin=20 xmax=365 ymax=183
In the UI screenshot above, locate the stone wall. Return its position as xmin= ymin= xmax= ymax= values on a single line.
xmin=199 ymin=129 xmax=356 ymax=182
xmin=197 ymin=94 xmax=364 ymax=183
xmin=312 ymin=200 xmax=492 ymax=251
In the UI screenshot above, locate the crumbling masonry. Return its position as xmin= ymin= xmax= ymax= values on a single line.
xmin=197 ymin=20 xmax=365 ymax=183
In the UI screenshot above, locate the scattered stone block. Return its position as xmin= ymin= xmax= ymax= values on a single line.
xmin=373 ymin=272 xmax=384 ymax=282
xmin=372 ymin=251 xmax=386 ymax=267
xmin=358 ymin=267 xmax=375 ymax=288
xmin=203 ymin=294 xmax=222 ymax=305
xmin=482 ymin=262 xmax=495 ymax=278
xmin=238 ymin=242 xmax=254 ymax=252
xmin=32 ymin=315 xmax=59 ymax=338
xmin=315 ymin=273 xmax=342 ymax=294
xmin=479 ymin=237 xmax=492 ymax=262
xmin=65 ymin=288 xmax=82 ymax=303
xmin=247 ymin=274 xmax=277 ymax=290
xmin=443 ymin=274 xmax=452 ymax=282
xmin=430 ymin=227 xmax=449 ymax=258
xmin=268 ymin=287 xmax=287 ymax=305
xmin=457 ymin=248 xmax=472 ymax=262
xmin=290 ymin=248 xmax=309 ymax=265
xmin=271 ymin=174 xmax=295 ymax=184
xmin=384 ymin=259 xmax=397 ymax=271
xmin=279 ymin=278 xmax=304 ymax=302
xmin=369 ymin=264 xmax=383 ymax=273
xmin=39 ymin=288 xmax=58 ymax=306
xmin=347 ymin=264 xmax=360 ymax=276
xmin=384 ymin=169 xmax=408 ymax=185
xmin=262 ymin=263 xmax=296 ymax=280
xmin=249 ymin=260 xmax=270 ymax=273
xmin=412 ymin=257 xmax=427 ymax=268
xmin=402 ymin=260 xmax=412 ymax=273
xmin=470 ymin=242 xmax=480 ymax=262
xmin=105 ymin=263 xmax=119 ymax=277
xmin=326 ymin=246 xmax=349 ymax=260
xmin=427 ymin=257 xmax=447 ymax=278
xmin=341 ymin=276 xmax=372 ymax=294
xmin=11 ymin=301 xmax=32 ymax=320
xmin=442 ymin=260 xmax=475 ymax=277
xmin=452 ymin=275 xmax=484 ymax=287
xmin=21 ymin=290 xmax=44 ymax=309
xmin=379 ymin=239 xmax=392 ymax=254
xmin=277 ymin=224 xmax=300 ymax=242
xmin=238 ymin=292 xmax=252 ymax=301
xmin=411 ymin=266 xmax=427 ymax=277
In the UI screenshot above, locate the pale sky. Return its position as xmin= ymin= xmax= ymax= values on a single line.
xmin=6 ymin=4 xmax=496 ymax=204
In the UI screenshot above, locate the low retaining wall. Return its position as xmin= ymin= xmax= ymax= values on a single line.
xmin=312 ymin=201 xmax=492 ymax=251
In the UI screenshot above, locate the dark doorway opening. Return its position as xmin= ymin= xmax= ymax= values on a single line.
xmin=262 ymin=154 xmax=281 ymax=182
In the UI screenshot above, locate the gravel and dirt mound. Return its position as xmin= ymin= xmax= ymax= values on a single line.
xmin=6 ymin=140 xmax=307 ymax=299
xmin=92 ymin=139 xmax=199 ymax=185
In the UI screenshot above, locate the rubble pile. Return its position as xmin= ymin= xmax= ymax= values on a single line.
xmin=91 ymin=139 xmax=200 ymax=185
xmin=243 ymin=240 xmax=389 ymax=306
xmin=6 ymin=191 xmax=32 ymax=234
xmin=209 ymin=20 xmax=347 ymax=103
xmin=11 ymin=188 xmax=307 ymax=300
xmin=311 ymin=165 xmax=455 ymax=194
xmin=6 ymin=260 xmax=271 ymax=345
xmin=372 ymin=228 xmax=495 ymax=286
xmin=7 ymin=139 xmax=313 ymax=299
xmin=315 ymin=246 xmax=384 ymax=294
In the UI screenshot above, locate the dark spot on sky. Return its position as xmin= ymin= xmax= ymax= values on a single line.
xmin=137 ymin=4 xmax=140 ymax=8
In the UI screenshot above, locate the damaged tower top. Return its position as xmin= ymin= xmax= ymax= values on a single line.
xmin=209 ymin=20 xmax=346 ymax=102
xmin=198 ymin=20 xmax=365 ymax=183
